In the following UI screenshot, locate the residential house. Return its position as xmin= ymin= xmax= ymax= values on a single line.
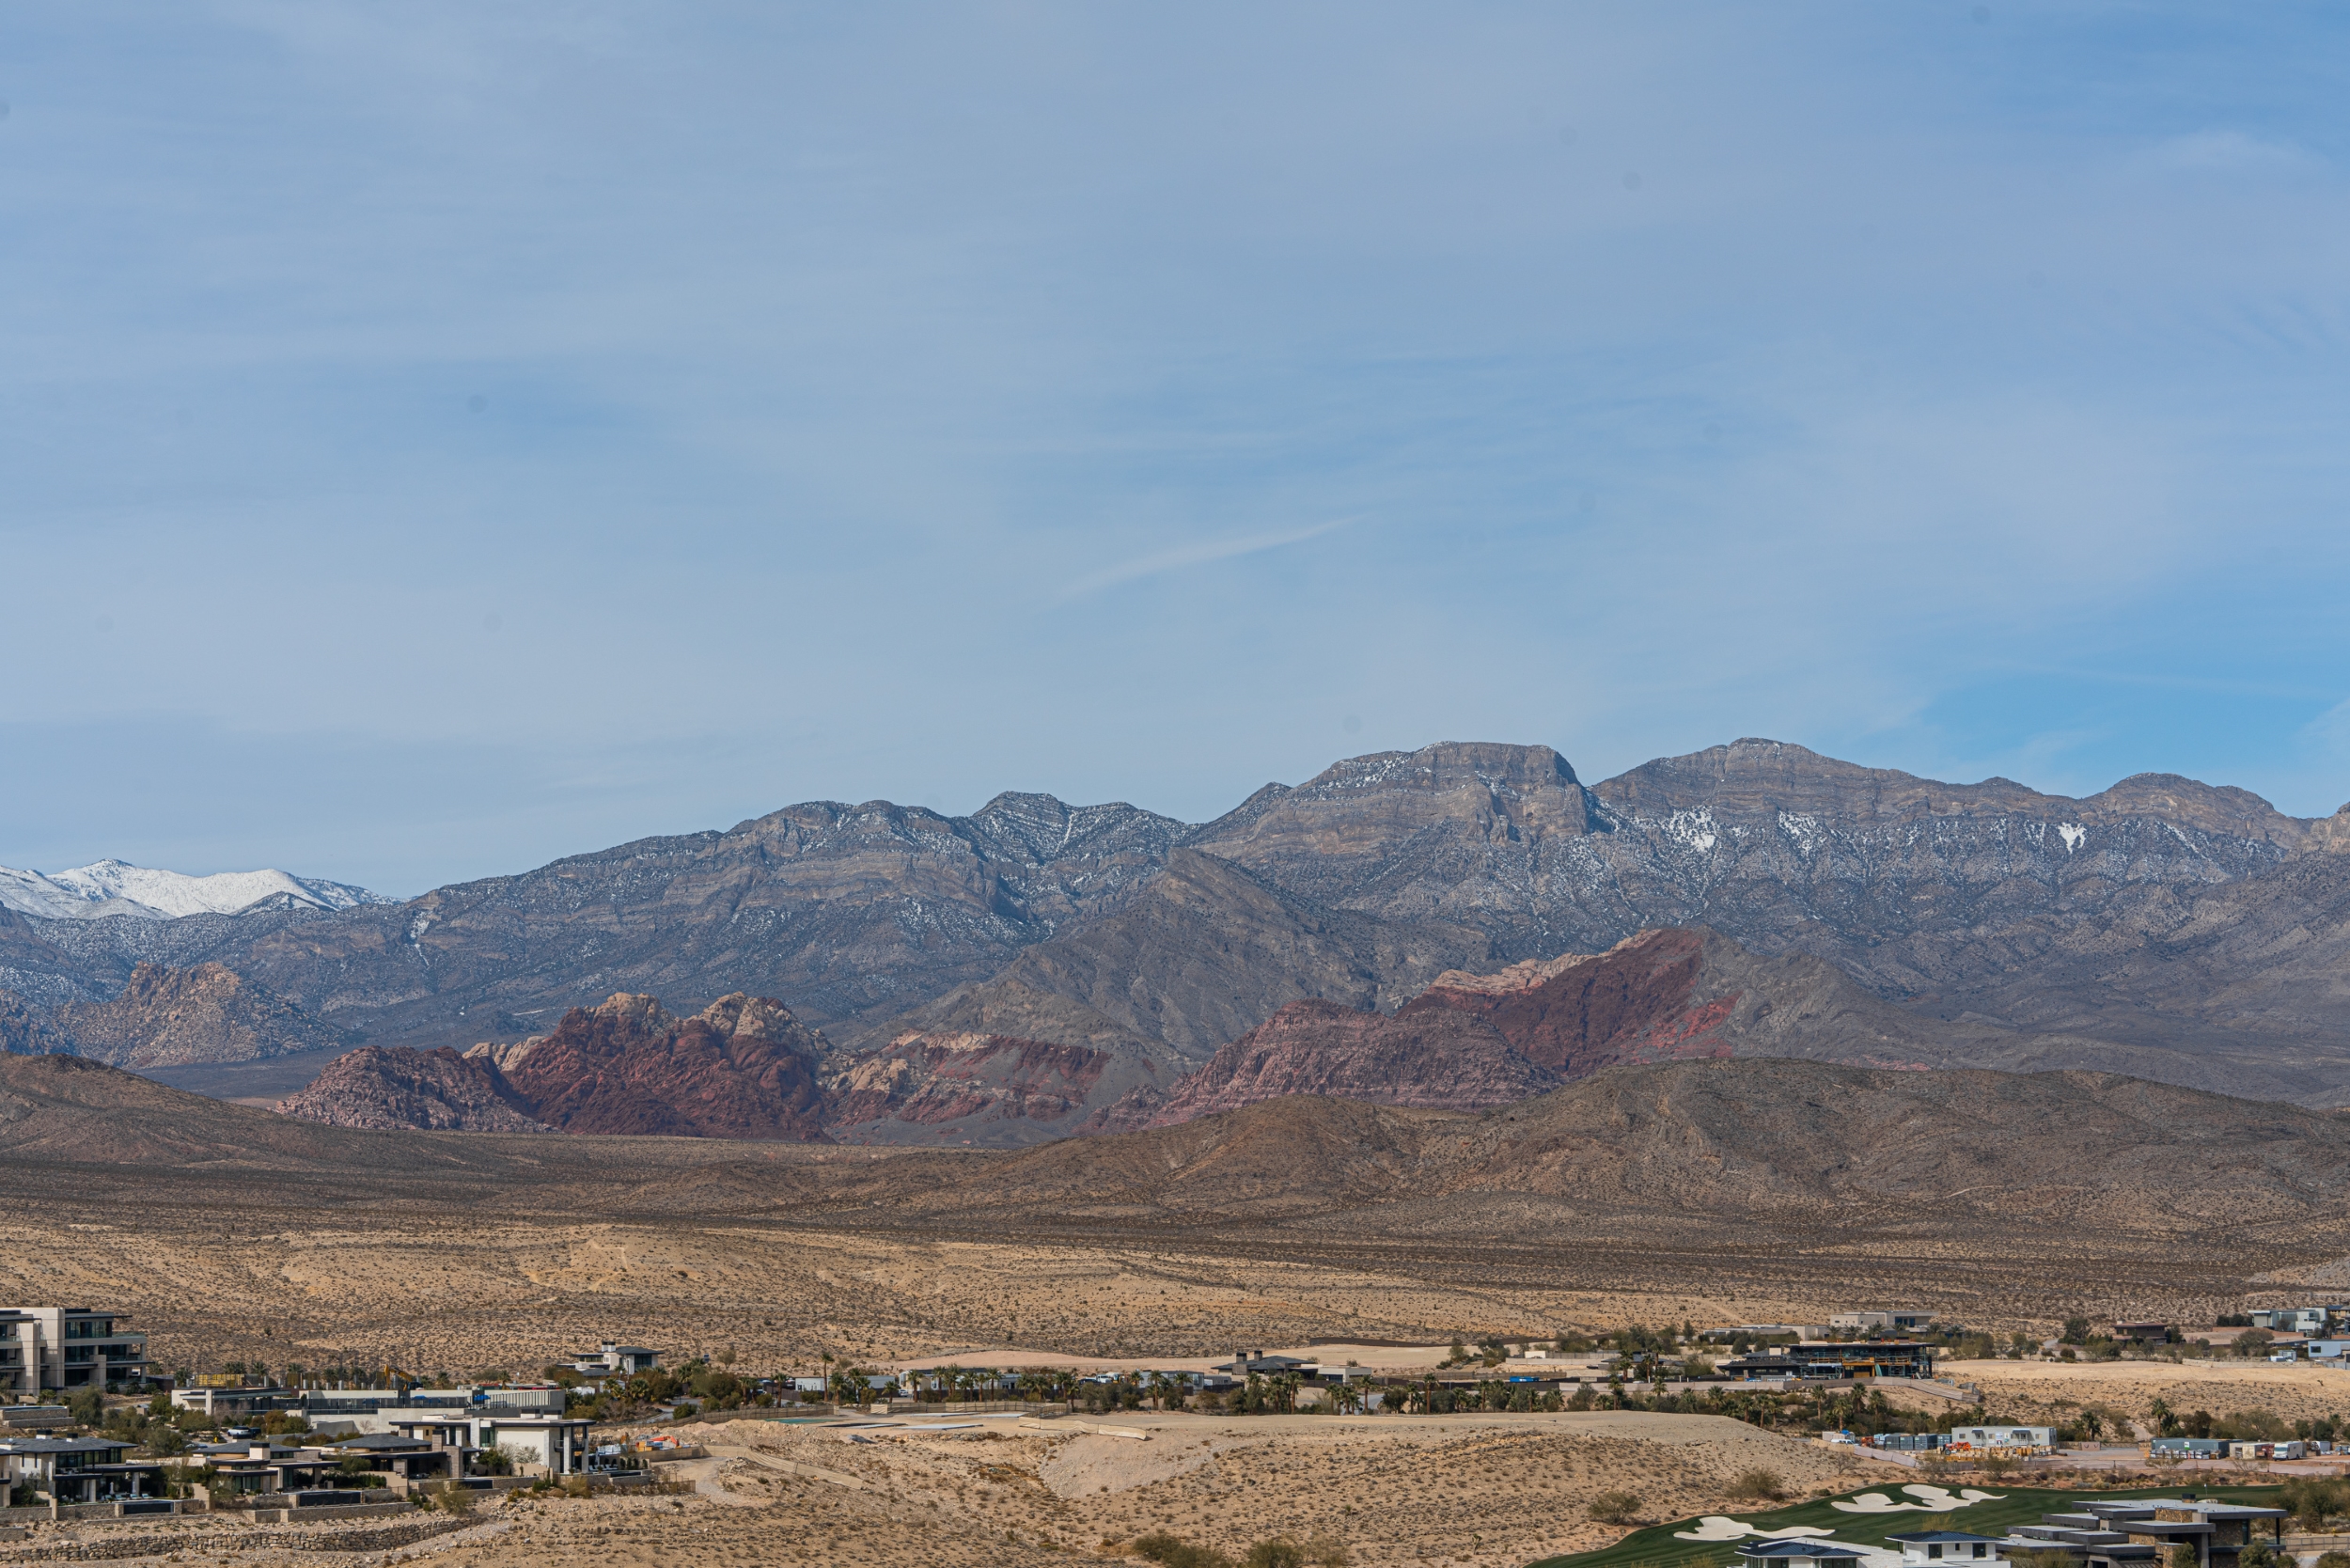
xmin=1721 ymin=1341 xmax=1938 ymax=1381
xmin=189 ymin=1440 xmax=362 ymax=1500
xmin=0 ymin=1309 xmax=149 ymax=1394
xmin=172 ymin=1388 xmax=299 ymax=1419
xmin=570 ymin=1341 xmax=658 ymax=1377
xmin=320 ymin=1433 xmax=462 ymax=1484
xmin=290 ymin=1386 xmax=560 ymax=1437
xmin=1829 ymin=1311 xmax=1941 ymax=1335
xmin=1889 ymin=1531 xmax=2007 ymax=1566
xmin=2006 ymin=1497 xmax=2286 ymax=1568
xmin=389 ymin=1412 xmax=594 ymax=1477
xmin=0 ymin=1436 xmax=164 ymax=1504
xmin=1736 ymin=1541 xmax=1865 ymax=1568
xmin=2248 ymin=1307 xmax=2346 ymax=1335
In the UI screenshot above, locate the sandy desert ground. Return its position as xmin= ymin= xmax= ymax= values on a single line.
xmin=5 ymin=1210 xmax=2310 ymax=1383
xmin=1932 ymin=1356 xmax=2350 ymax=1430
xmin=0 ymin=1411 xmax=1887 ymax=1568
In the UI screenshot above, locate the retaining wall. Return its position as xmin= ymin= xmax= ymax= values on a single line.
xmin=0 ymin=1514 xmax=466 ymax=1561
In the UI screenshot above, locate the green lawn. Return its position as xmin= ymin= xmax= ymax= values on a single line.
xmin=1528 ymin=1482 xmax=2286 ymax=1568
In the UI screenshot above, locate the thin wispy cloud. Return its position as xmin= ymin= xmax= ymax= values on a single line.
xmin=1057 ymin=518 xmax=1357 ymax=601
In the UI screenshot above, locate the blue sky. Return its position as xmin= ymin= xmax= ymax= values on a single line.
xmin=4 ymin=2 xmax=2347 ymax=895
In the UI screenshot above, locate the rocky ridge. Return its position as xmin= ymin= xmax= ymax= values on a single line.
xmin=0 ymin=989 xmax=69 ymax=1057
xmin=14 ymin=737 xmax=2350 ymax=1105
xmin=822 ymin=1031 xmax=1170 ymax=1147
xmin=278 ymin=992 xmax=833 ymax=1141
xmin=1147 ymin=999 xmax=1557 ymax=1123
xmin=49 ymin=962 xmax=350 ymax=1070
xmin=892 ymin=848 xmax=1493 ymax=1060
xmin=275 ymin=1046 xmax=548 ymax=1133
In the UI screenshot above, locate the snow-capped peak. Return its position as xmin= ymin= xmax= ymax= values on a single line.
xmin=0 ymin=858 xmax=391 ymax=921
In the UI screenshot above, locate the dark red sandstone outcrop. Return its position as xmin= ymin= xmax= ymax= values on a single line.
xmin=1144 ymin=925 xmax=2036 ymax=1127
xmin=1411 ymin=924 xmax=2060 ymax=1075
xmin=274 ymin=1045 xmax=549 ymax=1133
xmin=1147 ymin=998 xmax=1559 ymax=1124
xmin=277 ymin=992 xmax=834 ymax=1141
xmin=504 ymin=993 xmax=831 ymax=1140
xmin=823 ymin=1031 xmax=1169 ymax=1146
xmin=1401 ymin=928 xmax=1743 ymax=1076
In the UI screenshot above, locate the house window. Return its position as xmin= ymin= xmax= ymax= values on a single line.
xmin=1929 ymin=1546 xmax=1943 ymax=1560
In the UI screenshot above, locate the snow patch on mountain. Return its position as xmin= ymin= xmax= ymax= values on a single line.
xmin=0 ymin=859 xmax=389 ymax=921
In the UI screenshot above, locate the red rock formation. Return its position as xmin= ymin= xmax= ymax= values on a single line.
xmin=274 ymin=1045 xmax=549 ymax=1133
xmin=504 ymin=993 xmax=831 ymax=1141
xmin=1143 ymin=924 xmax=2011 ymax=1129
xmin=824 ymin=1031 xmax=1170 ymax=1146
xmin=1401 ymin=928 xmax=1739 ymax=1075
xmin=276 ymin=991 xmax=836 ymax=1140
xmin=1147 ymin=998 xmax=1558 ymax=1125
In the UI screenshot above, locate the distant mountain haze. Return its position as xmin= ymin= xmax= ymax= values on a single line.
xmin=9 ymin=736 xmax=2350 ymax=1114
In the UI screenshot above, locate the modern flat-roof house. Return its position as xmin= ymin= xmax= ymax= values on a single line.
xmin=1701 ymin=1324 xmax=1829 ymax=1342
xmin=1737 ymin=1541 xmax=1865 ymax=1568
xmin=1722 ymin=1341 xmax=1937 ymax=1381
xmin=2007 ymin=1497 xmax=2286 ymax=1568
xmin=1829 ymin=1311 xmax=1940 ymax=1334
xmin=0 ymin=1309 xmax=148 ymax=1394
xmin=1889 ymin=1531 xmax=2008 ymax=1566
xmin=172 ymin=1388 xmax=304 ymax=1419
xmin=571 ymin=1341 xmax=658 ymax=1377
xmin=190 ymin=1440 xmax=363 ymax=1500
xmin=1215 ymin=1352 xmax=1313 ymax=1375
xmin=0 ymin=1314 xmax=31 ymax=1399
xmin=0 ymin=1436 xmax=164 ymax=1503
xmin=389 ymin=1412 xmax=595 ymax=1477
xmin=318 ymin=1433 xmax=460 ymax=1484
xmin=188 ymin=1436 xmax=458 ymax=1500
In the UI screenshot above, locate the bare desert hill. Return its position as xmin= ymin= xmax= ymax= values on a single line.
xmin=17 ymin=1049 xmax=2350 ymax=1249
xmin=861 ymin=1058 xmax=2350 ymax=1243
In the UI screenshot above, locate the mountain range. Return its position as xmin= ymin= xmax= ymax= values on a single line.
xmin=9 ymin=737 xmax=2350 ymax=1135
xmin=0 ymin=859 xmax=385 ymax=922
